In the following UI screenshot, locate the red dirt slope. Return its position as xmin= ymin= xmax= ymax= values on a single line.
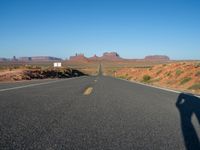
xmin=115 ymin=62 xmax=200 ymax=94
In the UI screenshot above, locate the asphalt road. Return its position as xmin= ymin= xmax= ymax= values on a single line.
xmin=0 ymin=74 xmax=200 ymax=149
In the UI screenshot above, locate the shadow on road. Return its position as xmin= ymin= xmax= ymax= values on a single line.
xmin=176 ymin=93 xmax=200 ymax=150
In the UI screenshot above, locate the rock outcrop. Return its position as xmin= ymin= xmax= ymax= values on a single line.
xmin=89 ymin=55 xmax=100 ymax=61
xmin=69 ymin=52 xmax=122 ymax=62
xmin=101 ymin=52 xmax=122 ymax=61
xmin=69 ymin=53 xmax=170 ymax=62
xmin=69 ymin=54 xmax=89 ymax=62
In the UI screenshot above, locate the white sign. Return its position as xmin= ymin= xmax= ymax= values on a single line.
xmin=54 ymin=62 xmax=62 ymax=67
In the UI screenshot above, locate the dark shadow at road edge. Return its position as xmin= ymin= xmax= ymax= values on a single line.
xmin=176 ymin=93 xmax=200 ymax=150
xmin=70 ymin=69 xmax=88 ymax=77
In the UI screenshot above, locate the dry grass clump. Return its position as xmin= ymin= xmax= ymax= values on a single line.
xmin=180 ymin=77 xmax=191 ymax=85
xmin=143 ymin=75 xmax=151 ymax=82
xmin=188 ymin=83 xmax=200 ymax=90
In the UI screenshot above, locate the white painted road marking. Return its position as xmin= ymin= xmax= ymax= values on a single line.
xmin=83 ymin=87 xmax=93 ymax=95
xmin=0 ymin=77 xmax=81 ymax=92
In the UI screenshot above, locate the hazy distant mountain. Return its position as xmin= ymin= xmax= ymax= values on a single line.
xmin=144 ymin=55 xmax=170 ymax=61
xmin=0 ymin=56 xmax=62 ymax=62
xmin=31 ymin=56 xmax=62 ymax=61
xmin=0 ymin=53 xmax=170 ymax=63
xmin=18 ymin=56 xmax=62 ymax=61
xmin=0 ymin=58 xmax=9 ymax=62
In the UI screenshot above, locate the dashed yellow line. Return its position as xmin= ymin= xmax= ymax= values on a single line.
xmin=83 ymin=87 xmax=93 ymax=95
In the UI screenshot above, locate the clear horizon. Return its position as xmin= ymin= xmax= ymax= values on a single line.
xmin=0 ymin=52 xmax=200 ymax=61
xmin=0 ymin=0 xmax=200 ymax=60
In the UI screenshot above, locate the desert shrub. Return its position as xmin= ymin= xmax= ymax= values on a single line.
xmin=162 ymin=64 xmax=167 ymax=67
xmin=188 ymin=83 xmax=200 ymax=90
xmin=143 ymin=75 xmax=151 ymax=82
xmin=117 ymin=74 xmax=132 ymax=80
xmin=25 ymin=65 xmax=42 ymax=69
xmin=156 ymin=70 xmax=162 ymax=75
xmin=117 ymin=75 xmax=127 ymax=80
xmin=149 ymin=67 xmax=153 ymax=71
xmin=127 ymin=76 xmax=132 ymax=80
xmin=151 ymin=78 xmax=161 ymax=83
xmin=166 ymin=71 xmax=171 ymax=76
xmin=0 ymin=66 xmax=6 ymax=71
xmin=195 ymin=71 xmax=200 ymax=76
xmin=25 ymin=65 xmax=33 ymax=69
xmin=180 ymin=77 xmax=192 ymax=85
xmin=13 ymin=66 xmax=20 ymax=69
xmin=135 ymin=66 xmax=152 ymax=69
xmin=32 ymin=66 xmax=41 ymax=69
xmin=195 ymin=63 xmax=200 ymax=68
xmin=176 ymin=69 xmax=183 ymax=76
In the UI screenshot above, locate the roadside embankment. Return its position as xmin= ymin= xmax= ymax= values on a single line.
xmin=114 ymin=62 xmax=200 ymax=94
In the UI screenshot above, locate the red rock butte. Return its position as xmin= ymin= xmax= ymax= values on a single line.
xmin=68 ymin=52 xmax=170 ymax=62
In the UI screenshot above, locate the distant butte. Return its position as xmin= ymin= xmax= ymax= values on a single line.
xmin=101 ymin=52 xmax=123 ymax=61
xmin=144 ymin=55 xmax=170 ymax=61
xmin=69 ymin=52 xmax=123 ymax=62
xmin=69 ymin=53 xmax=89 ymax=62
xmin=69 ymin=52 xmax=170 ymax=62
xmin=89 ymin=54 xmax=100 ymax=61
xmin=0 ymin=52 xmax=170 ymax=62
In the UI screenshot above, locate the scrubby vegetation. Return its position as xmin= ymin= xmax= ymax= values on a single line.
xmin=156 ymin=70 xmax=162 ymax=75
xmin=180 ymin=77 xmax=191 ymax=85
xmin=188 ymin=83 xmax=200 ymax=90
xmin=195 ymin=71 xmax=200 ymax=77
xmin=143 ymin=75 xmax=151 ymax=82
xmin=165 ymin=71 xmax=171 ymax=77
xmin=114 ymin=62 xmax=200 ymax=94
xmin=117 ymin=75 xmax=127 ymax=80
xmin=117 ymin=74 xmax=131 ymax=80
xmin=195 ymin=63 xmax=200 ymax=68
xmin=150 ymin=78 xmax=161 ymax=83
xmin=176 ymin=69 xmax=183 ymax=76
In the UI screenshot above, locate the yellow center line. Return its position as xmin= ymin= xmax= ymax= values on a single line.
xmin=83 ymin=87 xmax=93 ymax=95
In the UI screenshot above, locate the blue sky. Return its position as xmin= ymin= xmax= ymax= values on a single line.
xmin=0 ymin=0 xmax=200 ymax=60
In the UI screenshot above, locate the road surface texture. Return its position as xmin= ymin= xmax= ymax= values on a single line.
xmin=0 ymin=70 xmax=200 ymax=149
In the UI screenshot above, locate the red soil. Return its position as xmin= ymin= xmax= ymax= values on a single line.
xmin=115 ymin=62 xmax=200 ymax=94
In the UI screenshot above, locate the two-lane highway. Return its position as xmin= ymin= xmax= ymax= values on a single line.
xmin=0 ymin=74 xmax=200 ymax=149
